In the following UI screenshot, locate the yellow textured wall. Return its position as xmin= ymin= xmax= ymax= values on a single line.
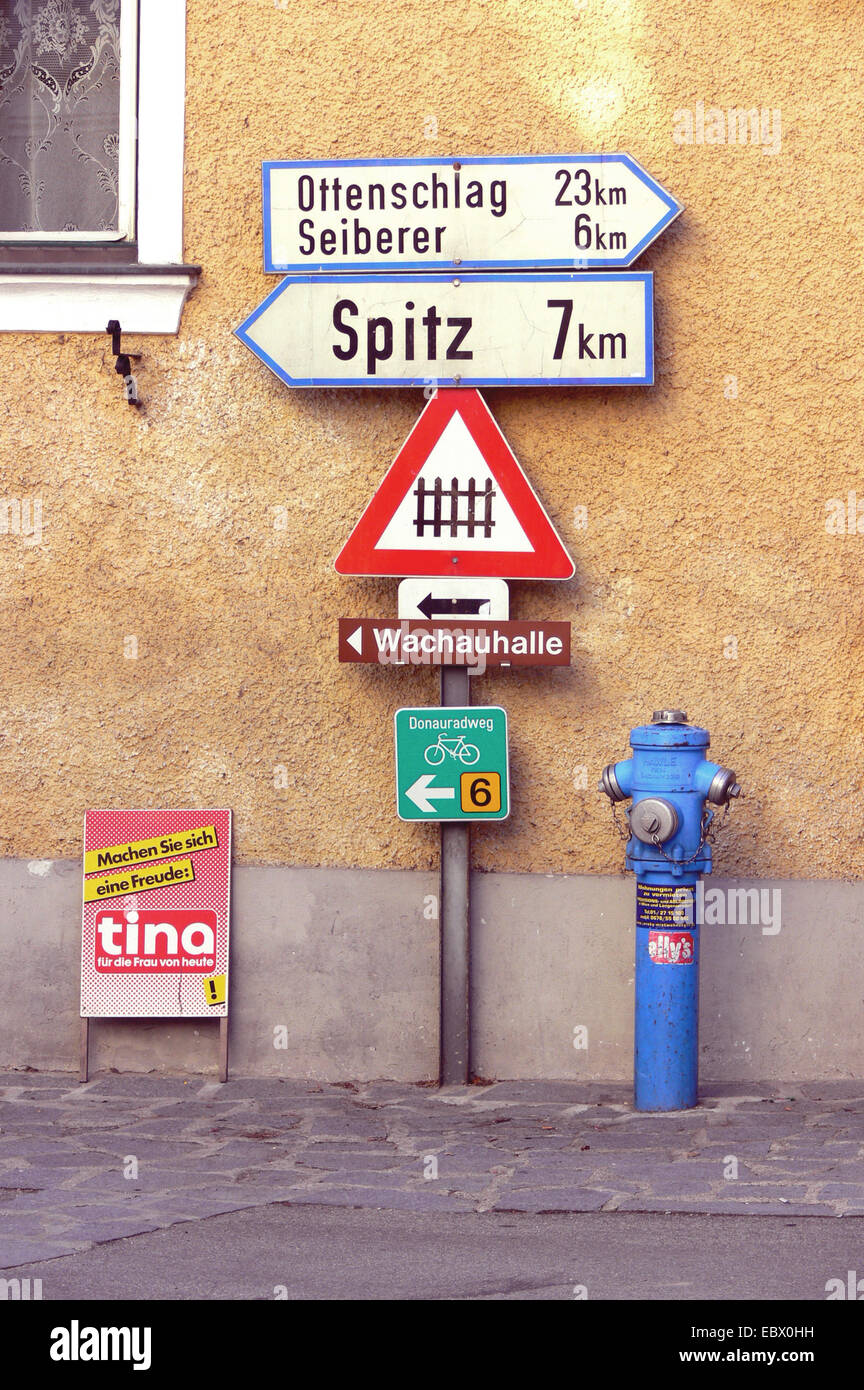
xmin=1 ymin=0 xmax=862 ymax=879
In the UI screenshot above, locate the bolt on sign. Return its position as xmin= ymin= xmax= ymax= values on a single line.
xmin=80 ymin=809 xmax=232 ymax=1018
xmin=262 ymin=154 xmax=682 ymax=273
xmin=235 ymin=271 xmax=653 ymax=388
xmin=395 ymin=707 xmax=509 ymax=822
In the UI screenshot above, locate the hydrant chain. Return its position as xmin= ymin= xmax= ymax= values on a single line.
xmin=610 ymin=794 xmax=735 ymax=864
xmin=649 ymin=806 xmax=713 ymax=866
xmin=609 ymin=799 xmax=631 ymax=843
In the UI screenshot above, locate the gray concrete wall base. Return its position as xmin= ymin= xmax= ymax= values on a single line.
xmin=0 ymin=860 xmax=860 ymax=1080
xmin=471 ymin=874 xmax=863 ymax=1081
xmin=1 ymin=860 xmax=438 ymax=1080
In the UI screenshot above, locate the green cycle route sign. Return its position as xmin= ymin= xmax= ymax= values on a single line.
xmin=394 ymin=706 xmax=509 ymax=822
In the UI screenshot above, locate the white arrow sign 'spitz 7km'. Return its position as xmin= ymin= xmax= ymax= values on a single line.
xmin=235 ymin=272 xmax=653 ymax=388
xmin=263 ymin=154 xmax=682 ymax=272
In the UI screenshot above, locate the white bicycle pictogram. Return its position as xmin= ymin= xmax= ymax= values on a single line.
xmin=424 ymin=734 xmax=480 ymax=766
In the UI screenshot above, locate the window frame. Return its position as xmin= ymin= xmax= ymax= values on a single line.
xmin=0 ymin=0 xmax=198 ymax=334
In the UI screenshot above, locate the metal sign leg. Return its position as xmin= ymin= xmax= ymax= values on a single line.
xmin=219 ymin=1015 xmax=229 ymax=1082
xmin=79 ymin=1017 xmax=90 ymax=1084
xmin=439 ymin=665 xmax=471 ymax=1085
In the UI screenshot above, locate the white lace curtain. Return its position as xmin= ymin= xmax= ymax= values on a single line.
xmin=0 ymin=0 xmax=122 ymax=234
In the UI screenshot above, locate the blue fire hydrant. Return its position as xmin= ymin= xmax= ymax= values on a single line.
xmin=600 ymin=710 xmax=741 ymax=1112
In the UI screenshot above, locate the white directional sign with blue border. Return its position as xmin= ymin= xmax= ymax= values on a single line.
xmin=235 ymin=272 xmax=653 ymax=388
xmin=262 ymin=154 xmax=682 ymax=273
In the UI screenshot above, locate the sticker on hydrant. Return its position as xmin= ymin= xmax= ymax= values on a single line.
xmin=647 ymin=931 xmax=694 ymax=964
xmin=637 ymin=882 xmax=696 ymax=962
xmin=636 ymin=881 xmax=695 ymax=927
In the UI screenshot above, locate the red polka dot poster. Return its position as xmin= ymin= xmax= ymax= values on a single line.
xmin=81 ymin=809 xmax=232 ymax=1018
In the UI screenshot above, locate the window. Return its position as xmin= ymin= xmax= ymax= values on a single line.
xmin=0 ymin=0 xmax=137 ymax=240
xmin=0 ymin=0 xmax=198 ymax=332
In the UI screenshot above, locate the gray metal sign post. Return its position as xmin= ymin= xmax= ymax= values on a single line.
xmin=439 ymin=664 xmax=471 ymax=1084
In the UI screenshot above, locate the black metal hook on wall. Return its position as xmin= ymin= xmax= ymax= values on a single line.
xmin=106 ymin=320 xmax=143 ymax=407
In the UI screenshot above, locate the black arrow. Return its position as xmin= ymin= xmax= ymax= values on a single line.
xmin=417 ymin=593 xmax=491 ymax=620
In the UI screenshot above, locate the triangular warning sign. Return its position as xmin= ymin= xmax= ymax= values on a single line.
xmin=335 ymin=390 xmax=575 ymax=580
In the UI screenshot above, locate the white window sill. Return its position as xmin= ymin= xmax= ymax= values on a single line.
xmin=0 ymin=268 xmax=200 ymax=334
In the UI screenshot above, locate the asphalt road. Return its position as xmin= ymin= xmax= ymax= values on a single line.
xmin=8 ymin=1205 xmax=862 ymax=1301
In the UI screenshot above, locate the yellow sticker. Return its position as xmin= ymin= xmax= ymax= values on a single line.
xmin=460 ymin=771 xmax=502 ymax=814
xmin=83 ymin=857 xmax=196 ymax=903
xmin=204 ymin=974 xmax=226 ymax=1006
xmin=84 ymin=825 xmax=218 ymax=875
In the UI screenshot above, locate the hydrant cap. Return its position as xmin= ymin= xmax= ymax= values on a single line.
xmin=630 ymin=716 xmax=709 ymax=749
xmin=652 ymin=709 xmax=688 ymax=724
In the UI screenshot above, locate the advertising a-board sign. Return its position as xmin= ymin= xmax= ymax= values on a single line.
xmin=81 ymin=809 xmax=231 ymax=1019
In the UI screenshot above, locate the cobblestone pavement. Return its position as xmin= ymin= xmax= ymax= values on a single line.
xmin=1 ymin=1073 xmax=863 ymax=1269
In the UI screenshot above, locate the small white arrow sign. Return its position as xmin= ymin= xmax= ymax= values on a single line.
xmin=398 ymin=576 xmax=509 ymax=620
xmin=346 ymin=625 xmax=364 ymax=654
xmin=406 ymin=774 xmax=456 ymax=814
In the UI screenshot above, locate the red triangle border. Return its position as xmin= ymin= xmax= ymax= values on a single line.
xmin=334 ymin=390 xmax=575 ymax=580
